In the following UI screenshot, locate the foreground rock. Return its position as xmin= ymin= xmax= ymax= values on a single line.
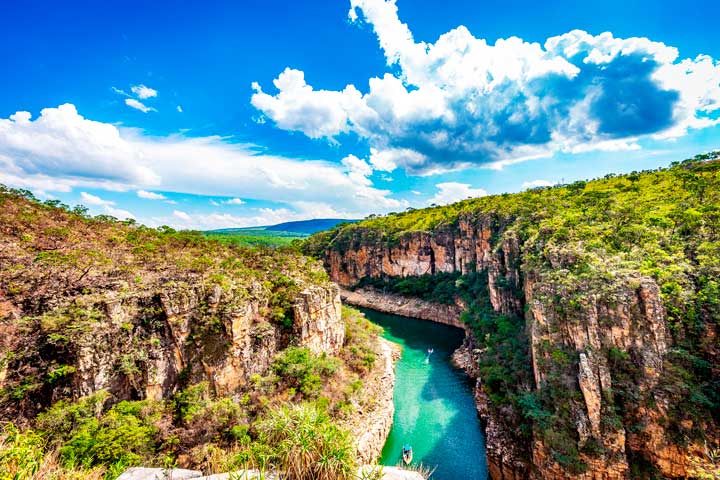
xmin=117 ymin=468 xmax=203 ymax=480
xmin=349 ymin=337 xmax=401 ymax=463
xmin=119 ymin=466 xmax=423 ymax=480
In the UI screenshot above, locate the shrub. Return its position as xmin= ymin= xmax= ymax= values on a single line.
xmin=256 ymin=403 xmax=356 ymax=480
xmin=341 ymin=306 xmax=381 ymax=374
xmin=272 ymin=347 xmax=339 ymax=397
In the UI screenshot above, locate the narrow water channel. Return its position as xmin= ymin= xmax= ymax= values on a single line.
xmin=359 ymin=308 xmax=489 ymax=480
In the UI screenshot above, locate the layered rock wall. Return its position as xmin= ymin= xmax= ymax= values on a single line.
xmin=16 ymin=282 xmax=345 ymax=410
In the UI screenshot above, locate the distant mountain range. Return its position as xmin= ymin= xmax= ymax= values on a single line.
xmin=209 ymin=218 xmax=358 ymax=236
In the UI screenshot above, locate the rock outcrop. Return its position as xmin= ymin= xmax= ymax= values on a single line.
xmin=293 ymin=284 xmax=345 ymax=355
xmin=340 ymin=287 xmax=464 ymax=329
xmin=3 ymin=280 xmax=345 ymax=419
xmin=318 ymin=210 xmax=713 ymax=479
xmin=119 ymin=466 xmax=423 ymax=480
xmin=350 ymin=338 xmax=400 ymax=463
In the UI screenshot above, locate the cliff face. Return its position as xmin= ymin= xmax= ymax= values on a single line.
xmin=320 ymin=208 xmax=713 ymax=479
xmin=0 ymin=188 xmax=407 ymax=478
xmin=2 ymin=279 xmax=345 ymax=420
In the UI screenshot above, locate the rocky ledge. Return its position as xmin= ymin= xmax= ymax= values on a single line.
xmin=349 ymin=337 xmax=401 ymax=463
xmin=340 ymin=287 xmax=464 ymax=329
xmin=119 ymin=465 xmax=423 ymax=480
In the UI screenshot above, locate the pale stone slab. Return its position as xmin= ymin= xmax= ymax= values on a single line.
xmin=117 ymin=468 xmax=202 ymax=480
xmin=197 ymin=471 xmax=279 ymax=480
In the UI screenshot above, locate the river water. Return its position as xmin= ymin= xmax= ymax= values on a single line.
xmin=359 ymin=308 xmax=489 ymax=479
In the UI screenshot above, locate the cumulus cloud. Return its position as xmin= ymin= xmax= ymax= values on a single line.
xmin=153 ymin=201 xmax=362 ymax=231
xmin=173 ymin=210 xmax=191 ymax=221
xmin=223 ymin=197 xmax=245 ymax=205
xmin=0 ymin=104 xmax=406 ymax=217
xmin=522 ymin=179 xmax=556 ymax=189
xmin=105 ymin=206 xmax=135 ymax=220
xmin=80 ymin=191 xmax=114 ymax=206
xmin=137 ymin=190 xmax=167 ymax=200
xmin=251 ymin=0 xmax=720 ymax=174
xmin=341 ymin=154 xmax=373 ymax=186
xmin=79 ymin=191 xmax=135 ymax=219
xmin=428 ymin=182 xmax=487 ymax=205
xmin=0 ymin=105 xmax=158 ymax=186
xmin=125 ymin=98 xmax=155 ymax=113
xmin=131 ymin=84 xmax=158 ymax=99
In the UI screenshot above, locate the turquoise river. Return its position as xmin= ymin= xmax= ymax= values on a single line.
xmin=359 ymin=307 xmax=489 ymax=479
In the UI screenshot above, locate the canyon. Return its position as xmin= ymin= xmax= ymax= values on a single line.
xmin=315 ymin=192 xmax=718 ymax=480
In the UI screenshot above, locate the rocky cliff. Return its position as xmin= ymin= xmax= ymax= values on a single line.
xmin=0 ymin=188 xmax=398 ymax=479
xmin=74 ymin=282 xmax=343 ymax=405
xmin=309 ymin=158 xmax=720 ymax=479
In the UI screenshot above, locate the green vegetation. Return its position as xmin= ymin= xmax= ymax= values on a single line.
xmin=255 ymin=403 xmax=356 ymax=480
xmin=0 ymin=186 xmax=386 ymax=479
xmin=308 ymin=152 xmax=720 ymax=472
xmin=340 ymin=306 xmax=382 ymax=374
xmin=0 ymin=291 xmax=382 ymax=479
xmin=354 ymin=272 xmax=460 ymax=305
xmin=272 ymin=347 xmax=340 ymax=397
xmin=205 ymin=229 xmax=307 ymax=248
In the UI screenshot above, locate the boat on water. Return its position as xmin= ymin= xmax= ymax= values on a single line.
xmin=402 ymin=444 xmax=413 ymax=465
xmin=425 ymin=347 xmax=434 ymax=363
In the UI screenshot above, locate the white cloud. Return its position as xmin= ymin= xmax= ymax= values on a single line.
xmin=369 ymin=147 xmax=428 ymax=173
xmin=177 ymin=105 xmax=183 ymax=113
xmin=251 ymin=72 xmax=366 ymax=139
xmin=79 ymin=191 xmax=135 ymax=219
xmin=0 ymin=104 xmax=158 ymax=186
xmin=173 ymin=210 xmax=191 ymax=221
xmin=80 ymin=191 xmax=115 ymax=206
xmin=341 ymin=154 xmax=373 ymax=186
xmin=111 ymin=86 xmax=129 ymax=97
xmin=522 ymin=179 xmax=556 ymax=189
xmin=104 ymin=206 xmax=135 ymax=220
xmin=0 ymin=104 xmax=407 ymax=218
xmin=428 ymin=182 xmax=487 ymax=206
xmin=153 ymin=201 xmax=362 ymax=231
xmin=125 ymin=98 xmax=155 ymax=113
xmin=251 ymin=0 xmax=720 ymax=174
xmin=130 ymin=84 xmax=158 ymax=99
xmin=223 ymin=197 xmax=245 ymax=205
xmin=137 ymin=190 xmax=167 ymax=200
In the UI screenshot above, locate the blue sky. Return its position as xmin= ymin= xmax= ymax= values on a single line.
xmin=1 ymin=0 xmax=718 ymax=229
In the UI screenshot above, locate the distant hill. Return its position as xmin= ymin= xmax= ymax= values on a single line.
xmin=265 ymin=218 xmax=358 ymax=234
xmin=210 ymin=218 xmax=358 ymax=236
